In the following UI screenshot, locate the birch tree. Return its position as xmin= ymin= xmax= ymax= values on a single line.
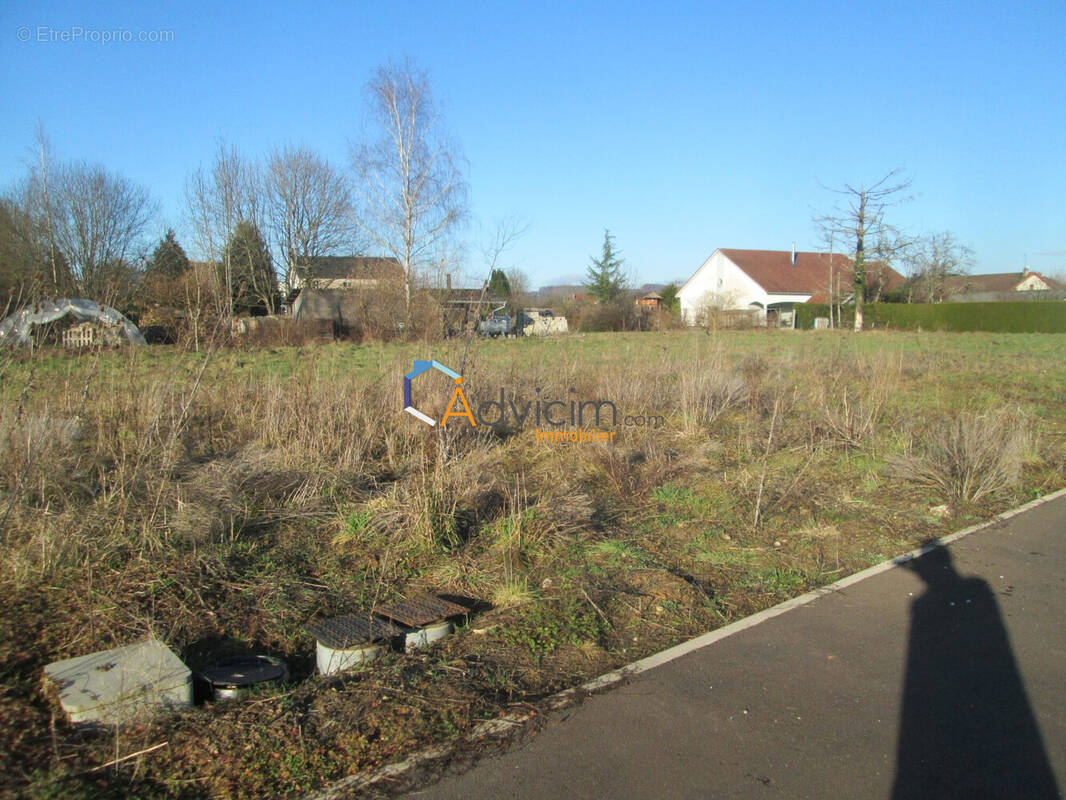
xmin=184 ymin=141 xmax=262 ymax=316
xmin=350 ymin=58 xmax=467 ymax=329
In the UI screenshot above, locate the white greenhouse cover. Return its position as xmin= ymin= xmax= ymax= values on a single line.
xmin=0 ymin=298 xmax=147 ymax=347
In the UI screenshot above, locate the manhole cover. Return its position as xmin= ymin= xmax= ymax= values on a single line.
xmin=373 ymin=594 xmax=471 ymax=628
xmin=201 ymin=655 xmax=287 ymax=688
xmin=305 ymin=615 xmax=404 ymax=649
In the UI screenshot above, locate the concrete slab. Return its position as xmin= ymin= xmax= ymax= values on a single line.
xmin=44 ymin=639 xmax=191 ymax=726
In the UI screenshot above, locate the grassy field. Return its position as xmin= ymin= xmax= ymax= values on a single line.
xmin=2 ymin=329 xmax=1065 ymax=798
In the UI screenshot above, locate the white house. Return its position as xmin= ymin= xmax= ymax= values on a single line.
xmin=678 ymin=248 xmax=903 ymax=325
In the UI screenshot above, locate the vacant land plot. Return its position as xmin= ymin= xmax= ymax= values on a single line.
xmin=2 ymin=330 xmax=1065 ymax=797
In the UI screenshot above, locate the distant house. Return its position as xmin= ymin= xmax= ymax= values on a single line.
xmin=678 ymin=248 xmax=904 ymax=325
xmin=636 ymin=292 xmax=662 ymax=308
xmin=942 ymin=269 xmax=1063 ymax=300
xmin=291 ymin=256 xmax=405 ymax=334
xmin=293 ymin=256 xmax=404 ymax=291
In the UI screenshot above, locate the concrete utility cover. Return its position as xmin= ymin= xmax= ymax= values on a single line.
xmin=44 ymin=640 xmax=191 ymax=725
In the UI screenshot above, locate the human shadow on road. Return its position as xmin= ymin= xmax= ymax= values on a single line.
xmin=892 ymin=544 xmax=1060 ymax=799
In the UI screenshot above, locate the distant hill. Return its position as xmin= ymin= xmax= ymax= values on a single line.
xmin=532 ymin=284 xmax=584 ymax=303
xmin=636 ymin=283 xmax=667 ymax=295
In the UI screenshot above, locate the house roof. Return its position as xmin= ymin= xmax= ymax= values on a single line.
xmin=296 ymin=256 xmax=403 ymax=282
xmin=942 ymin=271 xmax=1060 ymax=294
xmin=680 ymin=248 xmax=903 ymax=298
xmin=721 ymin=249 xmax=903 ymax=294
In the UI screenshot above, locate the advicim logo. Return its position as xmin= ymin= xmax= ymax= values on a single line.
xmin=402 ymin=358 xmax=663 ymax=436
xmin=403 ymin=359 xmax=476 ymax=427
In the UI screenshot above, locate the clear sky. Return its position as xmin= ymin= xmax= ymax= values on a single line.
xmin=1 ymin=0 xmax=1063 ymax=288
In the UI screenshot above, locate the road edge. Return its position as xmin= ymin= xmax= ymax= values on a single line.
xmin=307 ymin=486 xmax=1066 ymax=798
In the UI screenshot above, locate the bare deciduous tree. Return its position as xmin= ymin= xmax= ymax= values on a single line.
xmin=814 ymin=230 xmax=848 ymax=328
xmin=50 ymin=162 xmax=156 ymax=303
xmin=694 ymin=288 xmax=744 ymax=329
xmin=904 ymin=231 xmax=974 ymax=302
xmin=815 ymin=169 xmax=912 ymax=331
xmin=264 ymin=145 xmax=354 ymax=295
xmin=32 ymin=124 xmax=65 ymax=294
xmin=350 ymin=57 xmax=468 ymax=329
xmin=479 ymin=215 xmax=528 ymax=310
xmin=457 ymin=217 xmax=527 ymax=371
xmin=478 ymin=216 xmax=527 ymax=277
xmin=0 ymin=197 xmax=51 ymax=305
xmin=3 ymin=128 xmax=155 ymax=310
xmin=506 ymin=266 xmax=530 ymax=309
xmin=185 ymin=141 xmax=262 ymax=316
xmin=17 ymin=132 xmax=155 ymax=307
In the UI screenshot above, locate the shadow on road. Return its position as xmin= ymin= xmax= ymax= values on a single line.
xmin=892 ymin=544 xmax=1060 ymax=799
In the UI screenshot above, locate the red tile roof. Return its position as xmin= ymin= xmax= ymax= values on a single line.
xmin=719 ymin=249 xmax=905 ymax=296
xmin=942 ymin=271 xmax=1061 ymax=294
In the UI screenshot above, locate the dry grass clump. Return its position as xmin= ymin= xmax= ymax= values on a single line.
xmin=489 ymin=578 xmax=535 ymax=610
xmin=890 ymin=407 xmax=1031 ymax=503
xmin=810 ymin=355 xmax=900 ymax=450
xmin=169 ymin=447 xmax=324 ymax=545
xmin=0 ymin=412 xmax=89 ymax=508
xmin=677 ymin=366 xmax=748 ymax=434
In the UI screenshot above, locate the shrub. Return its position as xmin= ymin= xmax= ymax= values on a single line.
xmin=889 ymin=408 xmax=1030 ymax=503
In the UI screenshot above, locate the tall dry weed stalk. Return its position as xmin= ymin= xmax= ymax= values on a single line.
xmin=811 ymin=353 xmax=901 ymax=450
xmin=677 ymin=365 xmax=747 ymax=435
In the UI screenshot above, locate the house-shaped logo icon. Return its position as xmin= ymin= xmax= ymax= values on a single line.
xmin=403 ymin=359 xmax=476 ymax=427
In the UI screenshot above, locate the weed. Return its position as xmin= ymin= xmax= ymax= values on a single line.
xmin=501 ymin=598 xmax=608 ymax=663
xmin=489 ymin=579 xmax=534 ymax=610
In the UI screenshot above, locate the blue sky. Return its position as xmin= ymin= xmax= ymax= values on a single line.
xmin=1 ymin=0 xmax=1063 ymax=287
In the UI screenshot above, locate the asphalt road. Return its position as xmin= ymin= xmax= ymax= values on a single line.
xmin=406 ymin=495 xmax=1066 ymax=799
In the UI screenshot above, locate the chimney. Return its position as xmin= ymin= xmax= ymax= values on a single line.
xmin=446 ymin=273 xmax=452 ymax=290
xmin=791 ymin=242 xmax=796 ymax=266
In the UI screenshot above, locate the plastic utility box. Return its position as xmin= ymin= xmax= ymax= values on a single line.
xmin=44 ymin=640 xmax=192 ymax=725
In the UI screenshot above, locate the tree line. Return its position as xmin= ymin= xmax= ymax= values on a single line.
xmin=0 ymin=57 xmax=467 ymax=328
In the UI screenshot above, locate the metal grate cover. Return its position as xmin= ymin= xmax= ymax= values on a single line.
xmin=305 ymin=615 xmax=404 ymax=649
xmin=373 ymin=594 xmax=470 ymax=628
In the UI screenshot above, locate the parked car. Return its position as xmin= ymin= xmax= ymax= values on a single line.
xmin=478 ymin=313 xmax=511 ymax=337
